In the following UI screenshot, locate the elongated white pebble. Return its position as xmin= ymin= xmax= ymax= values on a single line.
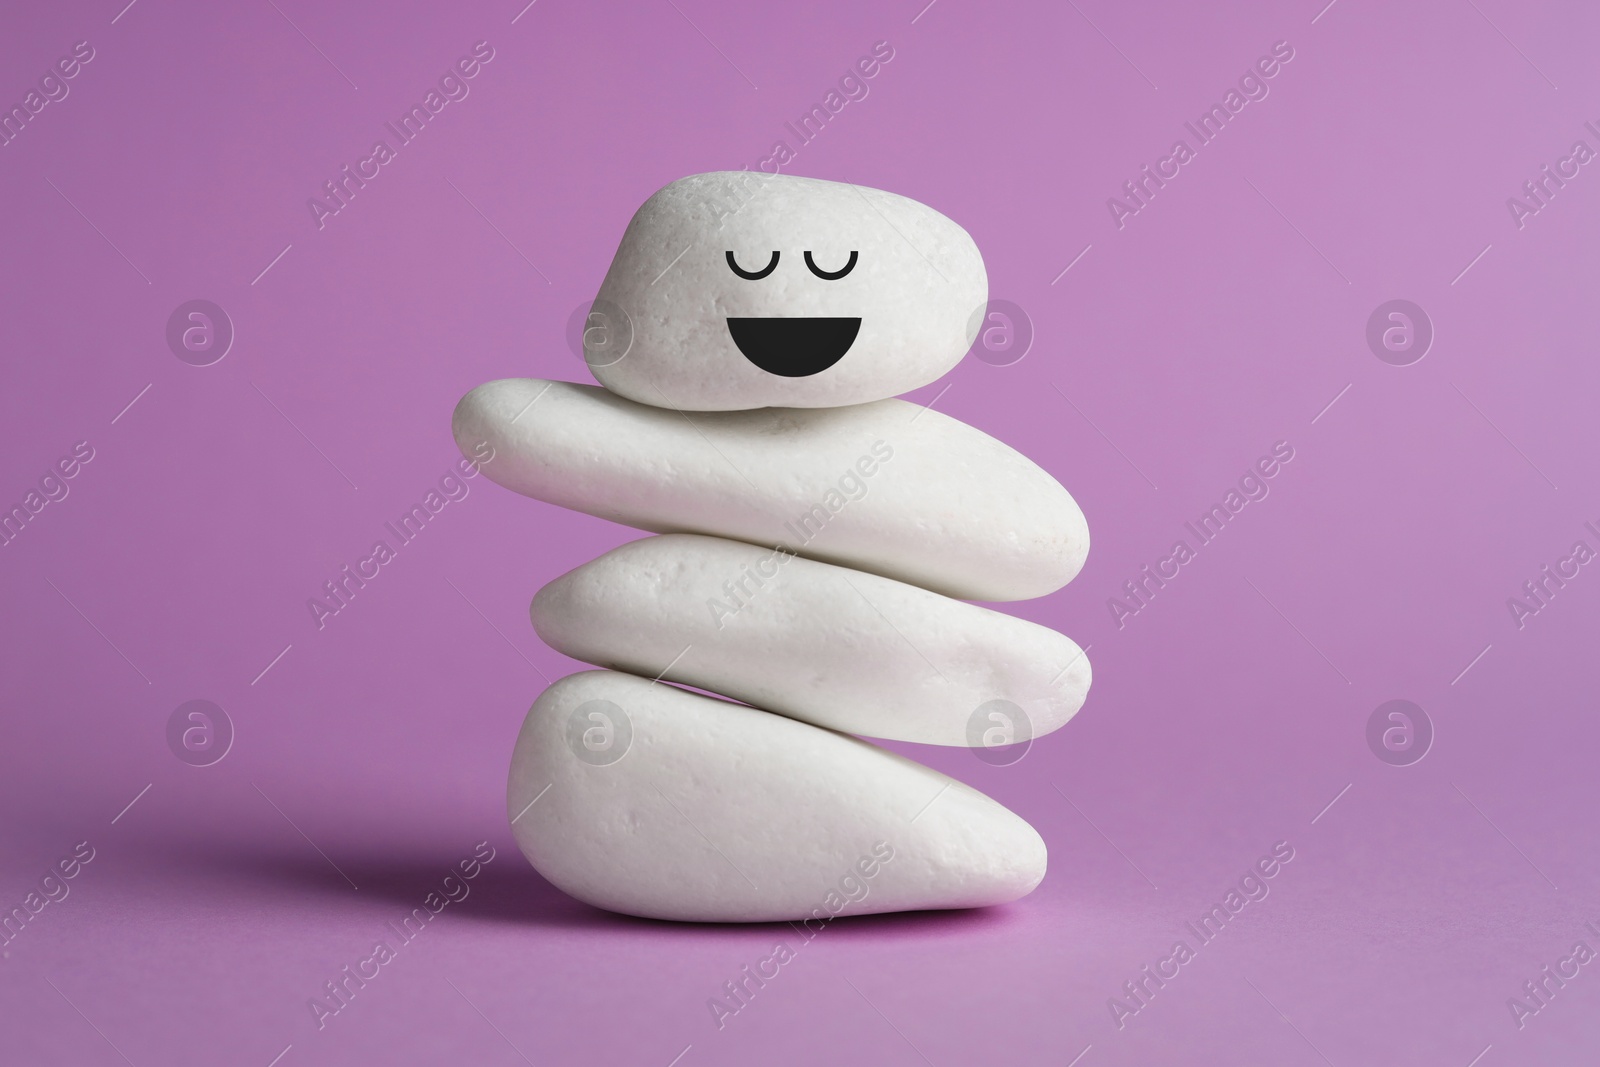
xmin=453 ymin=378 xmax=1088 ymax=601
xmin=585 ymin=172 xmax=987 ymax=411
xmin=507 ymin=670 xmax=1047 ymax=922
xmin=531 ymin=533 xmax=1090 ymax=746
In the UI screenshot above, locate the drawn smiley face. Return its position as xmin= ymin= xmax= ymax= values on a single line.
xmin=722 ymin=250 xmax=861 ymax=378
xmin=584 ymin=172 xmax=987 ymax=411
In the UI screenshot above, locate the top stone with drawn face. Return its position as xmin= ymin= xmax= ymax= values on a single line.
xmin=582 ymin=172 xmax=987 ymax=411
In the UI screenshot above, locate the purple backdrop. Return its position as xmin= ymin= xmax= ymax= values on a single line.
xmin=3 ymin=0 xmax=1598 ymax=1063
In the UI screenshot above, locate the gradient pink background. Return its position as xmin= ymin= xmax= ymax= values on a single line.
xmin=3 ymin=1 xmax=1598 ymax=1064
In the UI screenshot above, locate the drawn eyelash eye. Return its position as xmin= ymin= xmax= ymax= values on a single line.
xmin=726 ymin=250 xmax=780 ymax=280
xmin=804 ymin=251 xmax=857 ymax=280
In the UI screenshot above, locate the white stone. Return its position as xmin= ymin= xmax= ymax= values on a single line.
xmin=453 ymin=378 xmax=1088 ymax=601
xmin=507 ymin=670 xmax=1047 ymax=922
xmin=582 ymin=172 xmax=987 ymax=411
xmin=531 ymin=534 xmax=1091 ymax=746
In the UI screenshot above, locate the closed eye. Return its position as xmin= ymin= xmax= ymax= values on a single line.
xmin=726 ymin=250 xmax=779 ymax=280
xmin=804 ymin=250 xmax=857 ymax=280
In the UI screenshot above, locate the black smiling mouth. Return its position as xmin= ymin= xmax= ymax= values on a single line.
xmin=725 ymin=317 xmax=862 ymax=378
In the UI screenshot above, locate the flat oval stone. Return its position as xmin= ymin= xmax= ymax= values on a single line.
xmin=507 ymin=670 xmax=1047 ymax=922
xmin=453 ymin=378 xmax=1088 ymax=600
xmin=583 ymin=172 xmax=987 ymax=410
xmin=532 ymin=533 xmax=1091 ymax=746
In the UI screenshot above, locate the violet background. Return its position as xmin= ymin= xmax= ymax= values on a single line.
xmin=2 ymin=0 xmax=1598 ymax=1063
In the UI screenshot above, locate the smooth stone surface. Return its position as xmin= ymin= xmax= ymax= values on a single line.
xmin=584 ymin=172 xmax=987 ymax=411
xmin=453 ymin=378 xmax=1088 ymax=601
xmin=507 ymin=670 xmax=1047 ymax=922
xmin=532 ymin=533 xmax=1091 ymax=746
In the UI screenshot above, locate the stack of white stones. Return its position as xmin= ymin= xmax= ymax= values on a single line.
xmin=452 ymin=173 xmax=1091 ymax=923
